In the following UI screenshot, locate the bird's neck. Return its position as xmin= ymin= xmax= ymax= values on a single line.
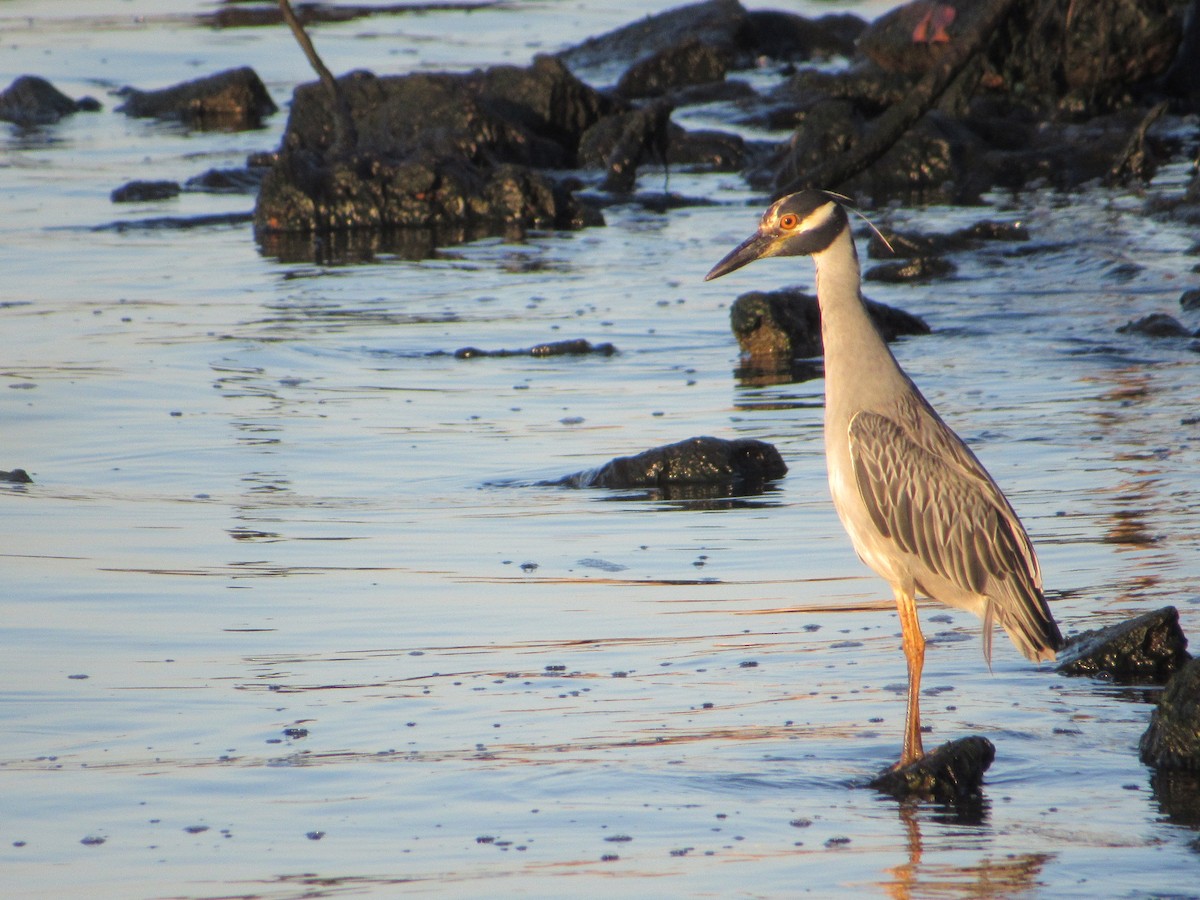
xmin=814 ymin=229 xmax=908 ymax=415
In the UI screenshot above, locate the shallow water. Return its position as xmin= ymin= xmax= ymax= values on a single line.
xmin=2 ymin=1 xmax=1200 ymax=898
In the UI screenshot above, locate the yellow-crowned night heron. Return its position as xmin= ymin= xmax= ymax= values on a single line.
xmin=706 ymin=190 xmax=1063 ymax=767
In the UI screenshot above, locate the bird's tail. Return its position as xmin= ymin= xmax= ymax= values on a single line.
xmin=990 ymin=589 xmax=1063 ymax=664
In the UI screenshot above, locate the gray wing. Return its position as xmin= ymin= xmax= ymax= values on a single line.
xmin=847 ymin=399 xmax=1059 ymax=661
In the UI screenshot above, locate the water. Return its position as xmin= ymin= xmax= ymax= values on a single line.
xmin=2 ymin=2 xmax=1199 ymax=897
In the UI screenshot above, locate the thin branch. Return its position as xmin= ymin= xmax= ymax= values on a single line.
xmin=277 ymin=0 xmax=358 ymax=156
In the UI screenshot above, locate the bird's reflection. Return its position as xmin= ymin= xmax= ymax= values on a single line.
xmin=880 ymin=800 xmax=1053 ymax=899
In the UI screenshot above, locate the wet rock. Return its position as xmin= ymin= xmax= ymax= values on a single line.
xmin=865 ymin=256 xmax=956 ymax=283
xmin=557 ymin=436 xmax=787 ymax=493
xmin=1181 ymin=288 xmax=1200 ymax=311
xmin=1139 ymin=657 xmax=1200 ymax=771
xmin=730 ymin=288 xmax=930 ymax=364
xmin=558 ymin=0 xmax=750 ymax=76
xmin=0 ymin=75 xmax=99 ymax=126
xmin=448 ymin=339 xmax=616 ymax=359
xmin=111 ymin=180 xmax=181 ymax=203
xmin=737 ymin=0 xmax=1193 ymax=203
xmin=184 ymin=167 xmax=265 ymax=194
xmin=860 ymin=0 xmax=1181 ymax=115
xmin=254 ymin=57 xmax=611 ymax=236
xmin=742 ymin=10 xmax=865 ymax=61
xmin=1056 ymin=606 xmax=1191 ymax=684
xmin=867 ymin=220 xmax=1029 ymax=258
xmin=869 ymin=736 xmax=995 ymax=803
xmin=1 ymin=468 xmax=33 ymax=484
xmin=615 ymin=37 xmax=730 ymax=100
xmin=117 ymin=66 xmax=277 ymax=130
xmin=1117 ymin=313 xmax=1197 ymax=338
xmin=664 ymin=127 xmax=747 ymax=171
xmin=197 ymin=2 xmax=492 ymax=29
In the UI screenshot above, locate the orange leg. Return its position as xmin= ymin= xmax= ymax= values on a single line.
xmin=894 ymin=586 xmax=926 ymax=767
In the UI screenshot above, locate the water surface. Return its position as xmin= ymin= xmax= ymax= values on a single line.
xmin=2 ymin=2 xmax=1199 ymax=898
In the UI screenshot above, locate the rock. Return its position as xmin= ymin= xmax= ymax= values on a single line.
xmin=730 ymin=288 xmax=930 ymax=364
xmin=860 ymin=0 xmax=1181 ymax=115
xmin=558 ymin=0 xmax=750 ymax=76
xmin=868 ymin=736 xmax=995 ymax=803
xmin=117 ymin=66 xmax=277 ymax=129
xmin=449 ymin=339 xmax=616 ymax=359
xmin=184 ymin=167 xmax=265 ymax=194
xmin=558 ymin=436 xmax=787 ymax=493
xmin=1139 ymin=657 xmax=1200 ymax=771
xmin=743 ymin=11 xmax=865 ymax=61
xmin=0 ymin=75 xmax=98 ymax=126
xmin=254 ymin=57 xmax=611 ymax=237
xmin=1 ymin=468 xmax=33 ymax=484
xmin=110 ymin=180 xmax=181 ymax=203
xmin=1180 ymin=288 xmax=1200 ymax=311
xmin=1056 ymin=606 xmax=1191 ymax=684
xmin=868 ymin=219 xmax=1029 ymax=258
xmin=614 ymin=37 xmax=730 ymax=99
xmin=1117 ymin=313 xmax=1197 ymax=338
xmin=865 ymin=256 xmax=956 ymax=283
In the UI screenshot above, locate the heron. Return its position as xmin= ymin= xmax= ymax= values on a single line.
xmin=705 ymin=190 xmax=1063 ymax=768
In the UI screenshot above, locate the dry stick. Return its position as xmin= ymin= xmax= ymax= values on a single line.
xmin=277 ymin=0 xmax=357 ymax=156
xmin=774 ymin=0 xmax=1021 ymax=199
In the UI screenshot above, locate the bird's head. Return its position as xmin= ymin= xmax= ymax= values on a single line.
xmin=705 ymin=190 xmax=850 ymax=282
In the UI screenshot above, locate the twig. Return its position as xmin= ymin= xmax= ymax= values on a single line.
xmin=277 ymin=0 xmax=357 ymax=156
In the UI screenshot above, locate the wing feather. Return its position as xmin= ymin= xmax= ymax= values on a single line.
xmin=847 ymin=396 xmax=1060 ymax=661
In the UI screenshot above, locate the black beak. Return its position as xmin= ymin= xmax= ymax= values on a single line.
xmin=704 ymin=230 xmax=775 ymax=281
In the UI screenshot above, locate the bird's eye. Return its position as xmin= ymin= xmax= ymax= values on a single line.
xmin=779 ymin=214 xmax=799 ymax=230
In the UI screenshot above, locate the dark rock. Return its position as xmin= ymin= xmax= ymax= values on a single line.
xmin=577 ymin=101 xmax=674 ymax=193
xmin=1057 ymin=606 xmax=1191 ymax=684
xmin=1180 ymin=288 xmax=1200 ymax=311
xmin=110 ymin=180 xmax=182 ymax=203
xmin=869 ymin=736 xmax=995 ymax=803
xmin=615 ymin=37 xmax=730 ymax=99
xmin=860 ymin=0 xmax=1182 ymax=115
xmin=1161 ymin=0 xmax=1200 ymax=108
xmin=1116 ymin=313 xmax=1196 ymax=338
xmin=868 ymin=219 xmax=1029 ymax=258
xmin=865 ymin=256 xmax=956 ymax=283
xmin=184 ymin=167 xmax=265 ymax=194
xmin=0 ymin=75 xmax=97 ymax=126
xmin=1 ymin=468 xmax=33 ymax=484
xmin=730 ymin=288 xmax=930 ymax=363
xmin=743 ymin=11 xmax=865 ymax=61
xmin=558 ymin=0 xmax=750 ymax=76
xmin=756 ymin=103 xmax=990 ymax=205
xmin=664 ymin=127 xmax=746 ymax=171
xmin=117 ymin=66 xmax=277 ymax=130
xmin=254 ymin=57 xmax=612 ymax=237
xmin=558 ymin=436 xmax=787 ymax=493
xmin=449 ymin=339 xmax=616 ymax=359
xmin=1139 ymin=657 xmax=1200 ymax=771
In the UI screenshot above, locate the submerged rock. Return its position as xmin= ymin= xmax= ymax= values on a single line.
xmin=111 ymin=180 xmax=181 ymax=203
xmin=865 ymin=256 xmax=957 ymax=283
xmin=1139 ymin=657 xmax=1200 ymax=771
xmin=0 ymin=75 xmax=99 ymax=126
xmin=1056 ymin=606 xmax=1191 ymax=684
xmin=557 ymin=436 xmax=786 ymax=493
xmin=730 ymin=288 xmax=930 ymax=365
xmin=449 ymin=339 xmax=616 ymax=359
xmin=1117 ymin=313 xmax=1198 ymax=338
xmin=1 ymin=468 xmax=33 ymax=484
xmin=117 ymin=67 xmax=277 ymax=130
xmin=869 ymin=736 xmax=995 ymax=803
